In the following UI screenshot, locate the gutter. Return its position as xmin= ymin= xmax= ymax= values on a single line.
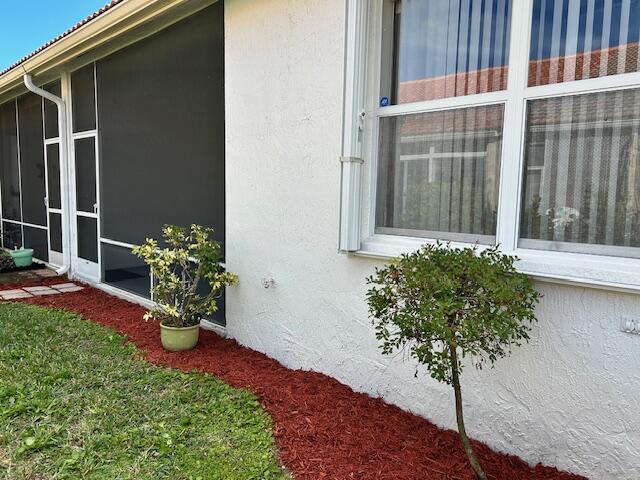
xmin=23 ymin=74 xmax=70 ymax=276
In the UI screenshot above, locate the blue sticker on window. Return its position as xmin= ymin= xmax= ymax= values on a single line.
xmin=380 ymin=97 xmax=389 ymax=107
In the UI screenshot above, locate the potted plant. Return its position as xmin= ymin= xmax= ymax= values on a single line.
xmin=366 ymin=243 xmax=540 ymax=480
xmin=10 ymin=247 xmax=34 ymax=268
xmin=133 ymin=224 xmax=238 ymax=352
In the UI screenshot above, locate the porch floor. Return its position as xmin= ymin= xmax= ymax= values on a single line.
xmin=0 ymin=265 xmax=58 ymax=286
xmin=0 ymin=278 xmax=586 ymax=480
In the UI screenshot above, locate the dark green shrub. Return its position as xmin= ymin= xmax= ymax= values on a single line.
xmin=0 ymin=250 xmax=15 ymax=271
xmin=366 ymin=243 xmax=540 ymax=480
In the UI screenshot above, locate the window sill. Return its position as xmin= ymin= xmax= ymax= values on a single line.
xmin=356 ymin=235 xmax=640 ymax=295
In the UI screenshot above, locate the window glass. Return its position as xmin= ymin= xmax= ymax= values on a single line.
xmin=529 ymin=0 xmax=640 ymax=86
xmin=376 ymin=104 xmax=504 ymax=243
xmin=385 ymin=0 xmax=512 ymax=104
xmin=519 ymin=88 xmax=640 ymax=257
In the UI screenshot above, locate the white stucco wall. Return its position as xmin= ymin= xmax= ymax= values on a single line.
xmin=224 ymin=1 xmax=640 ymax=479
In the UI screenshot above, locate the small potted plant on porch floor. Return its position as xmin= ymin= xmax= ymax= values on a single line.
xmin=9 ymin=247 xmax=34 ymax=268
xmin=133 ymin=224 xmax=238 ymax=352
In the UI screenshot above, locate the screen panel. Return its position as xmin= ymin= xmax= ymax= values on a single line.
xmin=23 ymin=226 xmax=48 ymax=262
xmin=18 ymin=92 xmax=46 ymax=226
xmin=71 ymin=64 xmax=96 ymax=133
xmin=46 ymin=143 xmax=61 ymax=210
xmin=97 ymin=2 xmax=224 ymax=247
xmin=2 ymin=221 xmax=22 ymax=250
xmin=102 ymin=242 xmax=151 ymax=298
xmin=77 ymin=216 xmax=98 ymax=262
xmin=49 ymin=212 xmax=62 ymax=253
xmin=44 ymin=81 xmax=61 ymax=139
xmin=0 ymin=100 xmax=21 ymax=221
xmin=74 ymin=137 xmax=96 ymax=213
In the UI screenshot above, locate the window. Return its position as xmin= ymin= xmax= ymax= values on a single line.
xmin=363 ymin=0 xmax=640 ymax=283
xmin=376 ymin=104 xmax=504 ymax=243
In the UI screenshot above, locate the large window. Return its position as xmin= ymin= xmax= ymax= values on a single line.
xmin=371 ymin=0 xmax=640 ymax=269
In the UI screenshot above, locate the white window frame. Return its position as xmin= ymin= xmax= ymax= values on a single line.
xmin=342 ymin=0 xmax=640 ymax=293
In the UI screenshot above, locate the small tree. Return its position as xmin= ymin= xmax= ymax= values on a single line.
xmin=133 ymin=224 xmax=238 ymax=328
xmin=366 ymin=243 xmax=540 ymax=480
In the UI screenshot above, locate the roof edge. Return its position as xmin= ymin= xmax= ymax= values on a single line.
xmin=0 ymin=0 xmax=194 ymax=97
xmin=0 ymin=1 xmax=125 ymax=77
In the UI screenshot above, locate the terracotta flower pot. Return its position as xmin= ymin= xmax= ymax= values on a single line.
xmin=160 ymin=323 xmax=199 ymax=352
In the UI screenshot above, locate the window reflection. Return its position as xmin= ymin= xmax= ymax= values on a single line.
xmin=529 ymin=0 xmax=640 ymax=86
xmin=387 ymin=0 xmax=512 ymax=104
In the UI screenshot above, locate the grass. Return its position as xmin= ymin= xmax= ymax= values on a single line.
xmin=0 ymin=302 xmax=289 ymax=480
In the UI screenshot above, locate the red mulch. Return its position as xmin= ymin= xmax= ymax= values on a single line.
xmin=4 ymin=279 xmax=587 ymax=480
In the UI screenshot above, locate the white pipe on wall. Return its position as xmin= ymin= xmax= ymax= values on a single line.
xmin=23 ymin=74 xmax=70 ymax=275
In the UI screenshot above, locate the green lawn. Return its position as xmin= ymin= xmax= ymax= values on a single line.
xmin=0 ymin=303 xmax=289 ymax=480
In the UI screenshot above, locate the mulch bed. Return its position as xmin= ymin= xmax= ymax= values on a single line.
xmin=4 ymin=278 xmax=587 ymax=480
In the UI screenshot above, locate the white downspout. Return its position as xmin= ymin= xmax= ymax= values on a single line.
xmin=23 ymin=74 xmax=70 ymax=275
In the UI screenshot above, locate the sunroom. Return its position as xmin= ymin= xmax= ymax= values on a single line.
xmin=0 ymin=0 xmax=225 ymax=322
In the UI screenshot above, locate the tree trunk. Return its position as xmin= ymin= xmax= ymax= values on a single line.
xmin=449 ymin=343 xmax=487 ymax=480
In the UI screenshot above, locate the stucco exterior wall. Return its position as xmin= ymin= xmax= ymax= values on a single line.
xmin=224 ymin=1 xmax=640 ymax=478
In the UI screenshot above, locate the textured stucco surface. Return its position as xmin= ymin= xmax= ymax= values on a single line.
xmin=224 ymin=1 xmax=640 ymax=478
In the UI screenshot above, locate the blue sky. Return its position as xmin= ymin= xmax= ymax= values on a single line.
xmin=0 ymin=0 xmax=108 ymax=71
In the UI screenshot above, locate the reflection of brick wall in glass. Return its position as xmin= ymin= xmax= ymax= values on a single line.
xmin=388 ymin=0 xmax=512 ymax=104
xmin=388 ymin=0 xmax=640 ymax=103
xmin=519 ymin=88 xmax=640 ymax=257
xmin=529 ymin=0 xmax=640 ymax=87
